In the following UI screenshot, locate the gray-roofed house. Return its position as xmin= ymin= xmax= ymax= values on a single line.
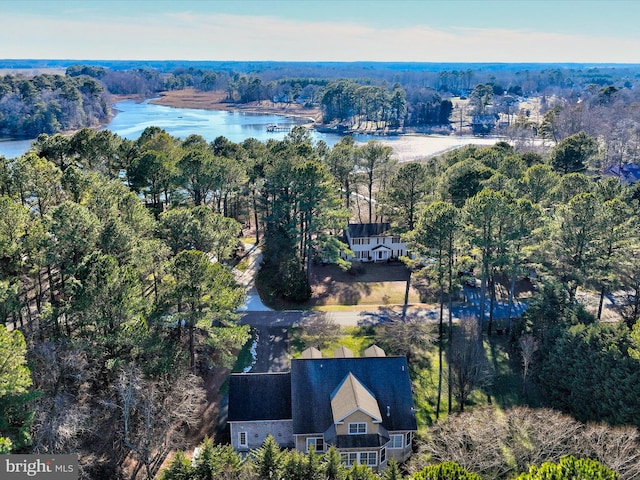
xmin=344 ymin=223 xmax=408 ymax=263
xmin=227 ymin=372 xmax=293 ymax=452
xmin=227 ymin=351 xmax=417 ymax=470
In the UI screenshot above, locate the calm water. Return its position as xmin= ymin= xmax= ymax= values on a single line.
xmin=0 ymin=99 xmax=389 ymax=158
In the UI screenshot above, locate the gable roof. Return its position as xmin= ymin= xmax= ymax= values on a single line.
xmin=301 ymin=346 xmax=323 ymax=358
xmin=330 ymin=373 xmax=382 ymax=424
xmin=291 ymin=357 xmax=417 ymax=435
xmin=348 ymin=223 xmax=391 ymax=238
xmin=370 ymin=245 xmax=392 ymax=251
xmin=334 ymin=346 xmax=354 ymax=358
xmin=228 ymin=372 xmax=291 ymax=422
xmin=364 ymin=345 xmax=386 ymax=357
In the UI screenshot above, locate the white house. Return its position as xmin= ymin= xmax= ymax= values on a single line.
xmin=344 ymin=223 xmax=408 ymax=263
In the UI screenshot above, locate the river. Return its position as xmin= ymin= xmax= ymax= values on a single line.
xmin=0 ymin=99 xmax=499 ymax=160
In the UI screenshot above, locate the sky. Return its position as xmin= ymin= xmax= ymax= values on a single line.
xmin=1 ymin=0 xmax=639 ymax=63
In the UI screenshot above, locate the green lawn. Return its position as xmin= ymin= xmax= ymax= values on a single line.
xmin=289 ymin=325 xmax=376 ymax=358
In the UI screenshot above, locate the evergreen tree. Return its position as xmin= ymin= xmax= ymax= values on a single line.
xmin=514 ymin=456 xmax=618 ymax=480
xmin=0 ymin=325 xmax=33 ymax=453
xmin=412 ymin=461 xmax=481 ymax=480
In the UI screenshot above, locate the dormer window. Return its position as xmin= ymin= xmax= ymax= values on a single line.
xmin=348 ymin=422 xmax=367 ymax=434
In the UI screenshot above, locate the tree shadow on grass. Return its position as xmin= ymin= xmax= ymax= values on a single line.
xmin=337 ymin=282 xmax=372 ymax=305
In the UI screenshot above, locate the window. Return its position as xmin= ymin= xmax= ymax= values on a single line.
xmin=340 ymin=452 xmax=377 ymax=467
xmin=389 ymin=434 xmax=403 ymax=449
xmin=352 ymin=238 xmax=361 ymax=245
xmin=380 ymin=447 xmax=386 ymax=464
xmin=341 ymin=452 xmax=358 ymax=466
xmin=348 ymin=422 xmax=367 ymax=435
xmin=238 ymin=431 xmax=247 ymax=448
xmin=362 ymin=238 xmax=370 ymax=245
xmin=360 ymin=452 xmax=377 ymax=466
xmin=406 ymin=432 xmax=413 ymax=446
xmin=392 ymin=236 xmax=401 ymax=244
xmin=306 ymin=437 xmax=325 ymax=452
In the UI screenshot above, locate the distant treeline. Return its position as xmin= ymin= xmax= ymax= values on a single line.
xmin=3 ymin=60 xmax=640 ymax=137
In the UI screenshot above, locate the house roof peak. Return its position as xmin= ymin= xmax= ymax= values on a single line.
xmin=330 ymin=372 xmax=382 ymax=424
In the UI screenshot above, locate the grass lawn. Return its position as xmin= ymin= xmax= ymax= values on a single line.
xmin=289 ymin=325 xmax=376 ymax=358
xmin=305 ymin=262 xmax=425 ymax=307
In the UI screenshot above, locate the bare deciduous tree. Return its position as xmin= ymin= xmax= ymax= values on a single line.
xmin=30 ymin=342 xmax=92 ymax=455
xmin=519 ymin=334 xmax=539 ymax=393
xmin=298 ymin=312 xmax=340 ymax=349
xmin=115 ymin=367 xmax=206 ymax=480
xmin=374 ymin=310 xmax=435 ymax=362
xmin=408 ymin=406 xmax=640 ymax=480
xmin=584 ymin=424 xmax=640 ymax=479
xmin=448 ymin=317 xmax=492 ymax=412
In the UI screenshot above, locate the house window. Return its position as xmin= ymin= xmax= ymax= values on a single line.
xmin=341 ymin=452 xmax=358 ymax=466
xmin=348 ymin=422 xmax=367 ymax=435
xmin=389 ymin=434 xmax=403 ymax=449
xmin=362 ymin=238 xmax=370 ymax=245
xmin=238 ymin=431 xmax=248 ymax=448
xmin=380 ymin=447 xmax=386 ymax=464
xmin=406 ymin=432 xmax=413 ymax=446
xmin=359 ymin=452 xmax=377 ymax=466
xmin=306 ymin=437 xmax=325 ymax=452
xmin=352 ymin=238 xmax=361 ymax=245
xmin=392 ymin=236 xmax=401 ymax=244
xmin=340 ymin=452 xmax=377 ymax=467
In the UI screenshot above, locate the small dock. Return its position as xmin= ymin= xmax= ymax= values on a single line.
xmin=266 ymin=124 xmax=291 ymax=132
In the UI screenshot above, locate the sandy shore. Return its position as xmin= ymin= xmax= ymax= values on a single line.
xmin=369 ymin=134 xmax=502 ymax=162
xmin=141 ymin=89 xmax=503 ymax=161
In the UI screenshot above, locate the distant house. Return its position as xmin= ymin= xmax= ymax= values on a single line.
xmin=228 ymin=347 xmax=417 ymax=470
xmin=471 ymin=114 xmax=499 ymax=135
xmin=604 ymin=163 xmax=640 ymax=184
xmin=344 ymin=223 xmax=408 ymax=263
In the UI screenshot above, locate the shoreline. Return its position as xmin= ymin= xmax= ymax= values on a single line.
xmin=140 ymin=89 xmax=507 ymax=160
xmin=2 ymin=90 xmax=506 ymax=163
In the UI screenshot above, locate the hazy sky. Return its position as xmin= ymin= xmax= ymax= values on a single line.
xmin=1 ymin=0 xmax=639 ymax=63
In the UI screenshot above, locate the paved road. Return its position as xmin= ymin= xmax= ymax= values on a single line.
xmin=232 ymin=244 xmax=533 ymax=373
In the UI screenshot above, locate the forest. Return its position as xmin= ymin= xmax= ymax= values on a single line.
xmin=2 ymin=61 xmax=640 ymax=479
xmin=0 ymin=72 xmax=109 ymax=137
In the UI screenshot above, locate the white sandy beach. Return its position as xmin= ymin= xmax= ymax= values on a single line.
xmin=365 ymin=134 xmax=504 ymax=162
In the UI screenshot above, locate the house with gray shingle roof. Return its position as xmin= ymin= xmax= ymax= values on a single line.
xmin=227 ymin=347 xmax=417 ymax=470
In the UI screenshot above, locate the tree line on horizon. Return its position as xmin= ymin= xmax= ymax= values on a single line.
xmin=4 ymin=62 xmax=640 ymax=141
